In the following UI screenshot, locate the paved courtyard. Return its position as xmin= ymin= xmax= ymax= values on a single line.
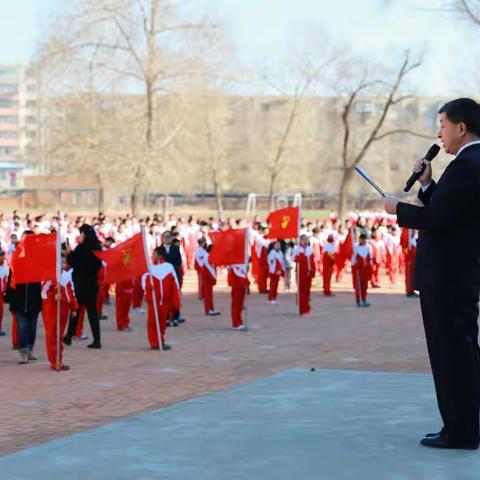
xmin=0 ymin=270 xmax=432 ymax=465
xmin=3 ymin=369 xmax=479 ymax=480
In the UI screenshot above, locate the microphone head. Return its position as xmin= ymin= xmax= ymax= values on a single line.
xmin=424 ymin=144 xmax=440 ymax=161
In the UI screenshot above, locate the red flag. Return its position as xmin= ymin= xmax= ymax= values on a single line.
xmin=209 ymin=228 xmax=247 ymax=266
xmin=94 ymin=233 xmax=148 ymax=283
xmin=335 ymin=228 xmax=355 ymax=270
xmin=11 ymin=232 xmax=57 ymax=284
xmin=400 ymin=228 xmax=409 ymax=251
xmin=266 ymin=207 xmax=299 ymax=239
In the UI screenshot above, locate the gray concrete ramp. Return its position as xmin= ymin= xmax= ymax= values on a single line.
xmin=1 ymin=369 xmax=479 ymax=479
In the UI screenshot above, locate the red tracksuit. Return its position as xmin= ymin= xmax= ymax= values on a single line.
xmin=142 ymin=262 xmax=180 ymax=348
xmin=404 ymin=230 xmax=417 ymax=295
xmin=201 ymin=255 xmax=217 ymax=314
xmin=293 ymin=246 xmax=315 ymax=315
xmin=322 ymin=242 xmax=335 ymax=296
xmin=132 ymin=276 xmax=144 ymax=309
xmin=0 ymin=264 xmax=9 ymax=332
xmin=255 ymin=238 xmax=270 ymax=294
xmin=267 ymin=250 xmax=285 ymax=302
xmin=195 ymin=246 xmax=208 ymax=300
xmin=227 ymin=264 xmax=250 ymax=328
xmin=352 ymin=244 xmax=373 ymax=304
xmin=369 ymin=239 xmax=384 ymax=288
xmin=42 ymin=271 xmax=79 ymax=370
xmin=116 ymin=279 xmax=133 ymax=330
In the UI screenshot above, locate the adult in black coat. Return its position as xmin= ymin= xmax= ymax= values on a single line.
xmin=158 ymin=230 xmax=184 ymax=325
xmin=5 ymin=230 xmax=42 ymax=364
xmin=385 ymin=98 xmax=480 ymax=450
xmin=64 ymin=224 xmax=103 ymax=348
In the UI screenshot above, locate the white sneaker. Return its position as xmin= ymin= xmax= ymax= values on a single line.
xmin=272 ymin=300 xmax=279 ymax=305
xmin=234 ymin=325 xmax=246 ymax=331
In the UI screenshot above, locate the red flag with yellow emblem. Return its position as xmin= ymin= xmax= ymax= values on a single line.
xmin=266 ymin=206 xmax=299 ymax=240
xmin=94 ymin=233 xmax=148 ymax=283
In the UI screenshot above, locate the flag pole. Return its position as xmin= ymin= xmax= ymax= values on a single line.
xmin=141 ymin=226 xmax=163 ymax=352
xmin=243 ymin=228 xmax=249 ymax=332
xmin=55 ymin=230 xmax=62 ymax=372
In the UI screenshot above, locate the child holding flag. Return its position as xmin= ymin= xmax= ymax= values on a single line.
xmin=142 ymin=248 xmax=180 ymax=350
xmin=292 ymin=235 xmax=315 ymax=316
xmin=42 ymin=255 xmax=78 ymax=371
xmin=267 ymin=241 xmax=285 ymax=305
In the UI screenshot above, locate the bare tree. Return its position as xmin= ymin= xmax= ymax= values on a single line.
xmin=259 ymin=58 xmax=335 ymax=211
xmin=37 ymin=0 xmax=214 ymax=214
xmin=457 ymin=0 xmax=480 ymax=24
xmin=336 ymin=51 xmax=435 ymax=220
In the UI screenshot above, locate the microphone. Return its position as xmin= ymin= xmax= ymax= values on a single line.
xmin=403 ymin=144 xmax=440 ymax=192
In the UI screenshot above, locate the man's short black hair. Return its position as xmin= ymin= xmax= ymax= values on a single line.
xmin=439 ymin=98 xmax=480 ymax=136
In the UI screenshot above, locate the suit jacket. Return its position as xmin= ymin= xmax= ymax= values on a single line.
xmin=158 ymin=244 xmax=182 ymax=281
xmin=396 ymin=144 xmax=480 ymax=296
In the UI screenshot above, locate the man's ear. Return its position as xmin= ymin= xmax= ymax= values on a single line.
xmin=459 ymin=122 xmax=468 ymax=137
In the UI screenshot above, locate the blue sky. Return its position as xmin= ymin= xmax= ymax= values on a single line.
xmin=0 ymin=0 xmax=477 ymax=96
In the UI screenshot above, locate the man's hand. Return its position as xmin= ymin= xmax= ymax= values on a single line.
xmin=384 ymin=194 xmax=400 ymax=214
xmin=413 ymin=157 xmax=432 ymax=187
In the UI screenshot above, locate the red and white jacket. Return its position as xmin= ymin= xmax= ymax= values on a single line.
xmin=351 ymin=244 xmax=373 ymax=270
xmin=201 ymin=253 xmax=217 ymax=285
xmin=227 ymin=264 xmax=250 ymax=288
xmin=267 ymin=250 xmax=286 ymax=276
xmin=195 ymin=246 xmax=208 ymax=273
xmin=41 ymin=270 xmax=79 ymax=310
xmin=292 ymin=245 xmax=315 ymax=277
xmin=142 ymin=262 xmax=181 ymax=310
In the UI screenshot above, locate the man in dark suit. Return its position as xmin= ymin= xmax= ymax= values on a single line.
xmin=385 ymin=98 xmax=480 ymax=450
xmin=158 ymin=230 xmax=185 ymax=326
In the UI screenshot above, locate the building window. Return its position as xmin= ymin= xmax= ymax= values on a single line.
xmin=26 ymin=100 xmax=37 ymax=108
xmin=0 ymin=146 xmax=18 ymax=155
xmin=0 ymin=84 xmax=17 ymax=94
xmin=26 ymin=115 xmax=36 ymax=123
xmin=9 ymin=172 xmax=16 ymax=187
xmin=0 ymin=99 xmax=14 ymax=108
xmin=0 ymin=116 xmax=18 ymax=124
xmin=356 ymin=101 xmax=374 ymax=115
xmin=0 ymin=131 xmax=18 ymax=139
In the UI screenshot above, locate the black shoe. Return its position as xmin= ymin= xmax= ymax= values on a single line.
xmin=420 ymin=433 xmax=479 ymax=450
xmin=63 ymin=336 xmax=72 ymax=346
xmin=161 ymin=343 xmax=172 ymax=350
xmin=87 ymin=342 xmax=102 ymax=349
xmin=99 ymin=314 xmax=108 ymax=320
xmin=176 ymin=317 xmax=186 ymax=324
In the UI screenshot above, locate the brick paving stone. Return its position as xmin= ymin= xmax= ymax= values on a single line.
xmin=0 ymin=269 xmax=428 ymax=456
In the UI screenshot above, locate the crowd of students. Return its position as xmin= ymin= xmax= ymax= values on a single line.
xmin=0 ymin=210 xmax=417 ymax=371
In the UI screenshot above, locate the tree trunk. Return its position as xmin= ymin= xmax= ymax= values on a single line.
xmin=268 ymin=171 xmax=277 ymax=212
xmin=213 ymin=181 xmax=223 ymax=218
xmin=338 ymin=167 xmax=354 ymax=221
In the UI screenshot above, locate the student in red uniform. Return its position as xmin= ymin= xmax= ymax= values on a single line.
xmin=255 ymin=228 xmax=270 ymax=294
xmin=142 ymin=248 xmax=180 ymax=350
xmin=132 ymin=276 xmax=145 ymax=314
xmin=322 ymin=234 xmax=336 ymax=297
xmin=403 ymin=228 xmax=418 ymax=298
xmin=227 ymin=263 xmax=250 ymax=330
xmin=0 ymin=251 xmax=8 ymax=336
xmin=351 ymin=233 xmax=373 ymax=307
xmin=267 ymin=241 xmax=285 ymax=305
xmin=41 ymin=256 xmax=79 ymax=371
xmin=195 ymin=238 xmax=208 ymax=301
xmin=115 ymin=278 xmax=134 ymax=331
xmin=292 ymin=235 xmax=315 ymax=316
xmin=369 ymin=229 xmax=384 ymax=288
xmin=201 ymin=245 xmax=220 ymax=316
